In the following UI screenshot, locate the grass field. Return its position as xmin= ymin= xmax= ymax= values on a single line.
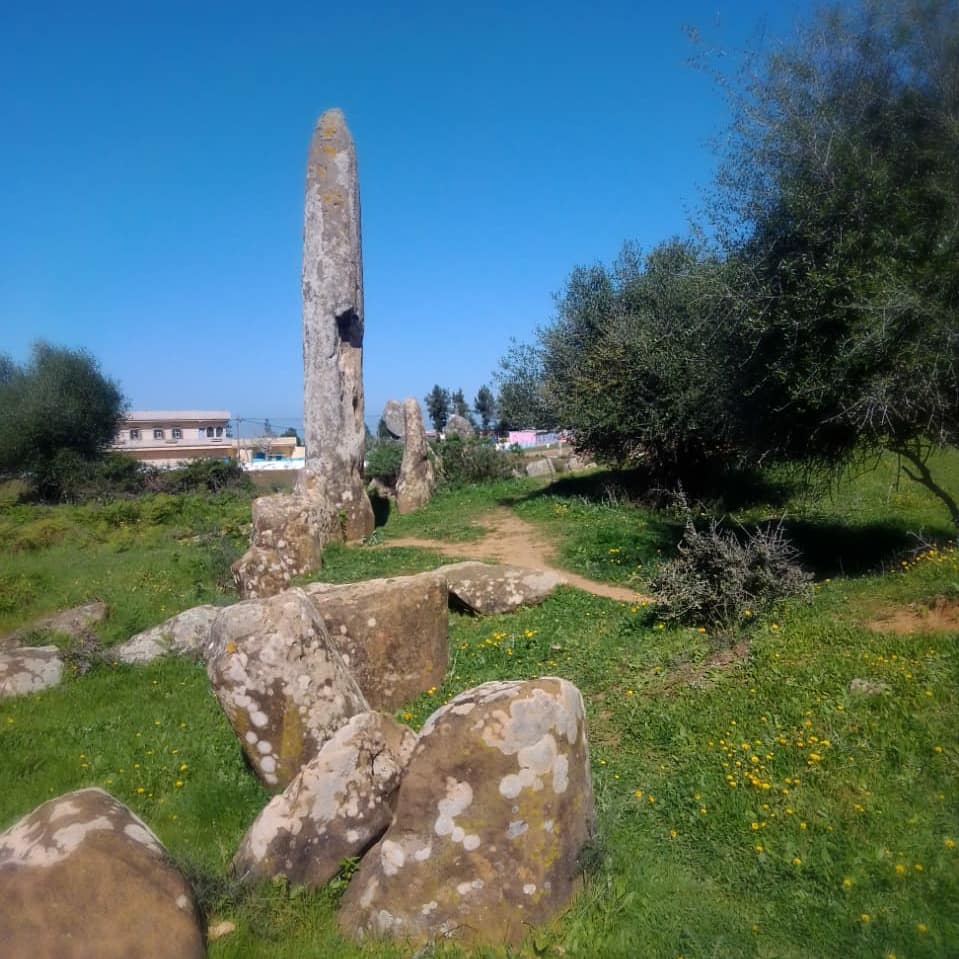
xmin=0 ymin=452 xmax=957 ymax=957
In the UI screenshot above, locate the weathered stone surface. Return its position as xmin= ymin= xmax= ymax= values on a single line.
xmin=395 ymin=398 xmax=435 ymax=515
xmin=0 ymin=646 xmax=63 ymax=700
xmin=233 ymin=474 xmax=341 ymax=599
xmin=301 ymin=108 xmax=374 ymax=541
xmin=849 ymin=677 xmax=890 ymax=697
xmin=0 ymin=787 xmax=205 ymax=959
xmin=304 ymin=570 xmax=448 ymax=711
xmin=445 ymin=414 xmax=475 ymax=439
xmin=440 ymin=561 xmax=565 ymax=615
xmin=207 ymin=589 xmax=369 ymax=789
xmin=114 ymin=605 xmax=220 ymax=665
xmin=1 ymin=601 xmax=108 ymax=649
xmin=339 ymin=677 xmax=594 ymax=947
xmin=382 ymin=399 xmax=406 ymax=439
xmin=233 ymin=711 xmax=416 ymax=888
xmin=526 ymin=457 xmax=555 ymax=478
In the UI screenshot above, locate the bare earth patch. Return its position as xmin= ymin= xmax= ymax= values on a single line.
xmin=867 ymin=595 xmax=959 ymax=635
xmin=383 ymin=507 xmax=646 ymax=603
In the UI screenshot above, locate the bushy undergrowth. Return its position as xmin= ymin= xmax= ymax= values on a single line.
xmin=363 ymin=439 xmax=404 ymax=484
xmin=433 ymin=436 xmax=521 ymax=487
xmin=651 ymin=517 xmax=813 ymax=629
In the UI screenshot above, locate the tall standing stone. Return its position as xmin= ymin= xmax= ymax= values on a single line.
xmin=395 ymin=397 xmax=435 ymax=514
xmin=301 ymin=108 xmax=374 ymax=540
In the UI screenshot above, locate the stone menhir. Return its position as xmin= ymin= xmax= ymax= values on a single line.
xmin=381 ymin=399 xmax=405 ymax=439
xmin=395 ymin=397 xmax=435 ymax=514
xmin=301 ymin=108 xmax=374 ymax=540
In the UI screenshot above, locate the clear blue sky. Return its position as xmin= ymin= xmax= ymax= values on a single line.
xmin=1 ymin=0 xmax=813 ymax=436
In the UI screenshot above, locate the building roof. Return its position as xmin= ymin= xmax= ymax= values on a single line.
xmin=124 ymin=410 xmax=231 ymax=422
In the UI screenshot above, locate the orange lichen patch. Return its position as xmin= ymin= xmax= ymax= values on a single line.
xmin=867 ymin=596 xmax=959 ymax=635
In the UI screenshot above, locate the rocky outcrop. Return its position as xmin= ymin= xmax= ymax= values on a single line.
xmin=304 ymin=570 xmax=448 ymax=711
xmin=1 ymin=601 xmax=107 ymax=650
xmin=440 ymin=561 xmax=565 ymax=615
xmin=339 ymin=678 xmax=594 ymax=947
xmin=445 ymin=414 xmax=475 ymax=439
xmin=113 ymin=605 xmax=219 ymax=665
xmin=0 ymin=646 xmax=63 ymax=700
xmin=395 ymin=397 xmax=435 ymax=515
xmin=381 ymin=399 xmax=406 ymax=439
xmin=301 ymin=108 xmax=374 ymax=541
xmin=0 ymin=787 xmax=205 ymax=959
xmin=233 ymin=712 xmax=416 ymax=888
xmin=206 ymin=589 xmax=368 ymax=789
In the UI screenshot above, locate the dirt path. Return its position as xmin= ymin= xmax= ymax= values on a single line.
xmin=383 ymin=507 xmax=647 ymax=603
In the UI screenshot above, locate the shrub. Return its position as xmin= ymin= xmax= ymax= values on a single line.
xmin=364 ymin=439 xmax=404 ymax=484
xmin=434 ymin=437 xmax=521 ymax=487
xmin=651 ymin=517 xmax=812 ymax=629
xmin=161 ymin=459 xmax=253 ymax=495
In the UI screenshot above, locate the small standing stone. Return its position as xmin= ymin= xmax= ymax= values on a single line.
xmin=395 ymin=397 xmax=435 ymax=515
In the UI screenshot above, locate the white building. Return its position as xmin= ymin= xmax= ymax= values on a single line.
xmin=112 ymin=410 xmax=233 ymax=467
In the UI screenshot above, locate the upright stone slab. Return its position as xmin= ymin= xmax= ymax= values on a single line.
xmin=395 ymin=398 xmax=435 ymax=515
xmin=382 ymin=400 xmax=406 ymax=439
xmin=302 ymin=108 xmax=374 ymax=540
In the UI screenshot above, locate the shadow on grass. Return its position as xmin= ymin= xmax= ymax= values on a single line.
xmin=774 ymin=517 xmax=953 ymax=579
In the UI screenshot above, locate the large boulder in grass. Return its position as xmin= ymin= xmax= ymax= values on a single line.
xmin=304 ymin=570 xmax=448 ymax=711
xmin=0 ymin=646 xmax=63 ymax=700
xmin=114 ymin=605 xmax=220 ymax=665
xmin=233 ymin=711 xmax=416 ymax=888
xmin=440 ymin=561 xmax=565 ymax=615
xmin=444 ymin=414 xmax=475 ymax=439
xmin=207 ymin=589 xmax=368 ymax=789
xmin=1 ymin=601 xmax=108 ymax=650
xmin=339 ymin=677 xmax=594 ymax=948
xmin=0 ymin=787 xmax=205 ymax=959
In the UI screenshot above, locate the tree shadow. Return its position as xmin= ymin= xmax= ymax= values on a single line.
xmin=368 ymin=489 xmax=392 ymax=528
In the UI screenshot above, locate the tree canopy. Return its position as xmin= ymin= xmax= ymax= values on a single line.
xmin=0 ymin=342 xmax=126 ymax=500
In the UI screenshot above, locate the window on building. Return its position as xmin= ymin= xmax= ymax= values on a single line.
xmin=129 ymin=428 xmax=140 ymax=441
xmin=206 ymin=427 xmax=214 ymax=438
xmin=153 ymin=428 xmax=165 ymax=440
xmin=172 ymin=428 xmax=182 ymax=440
xmin=215 ymin=426 xmax=223 ymax=438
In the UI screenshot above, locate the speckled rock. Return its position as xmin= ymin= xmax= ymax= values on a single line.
xmin=382 ymin=399 xmax=406 ymax=439
xmin=440 ymin=562 xmax=565 ymax=615
xmin=304 ymin=570 xmax=448 ymax=710
xmin=444 ymin=414 xmax=475 ymax=439
xmin=338 ymin=677 xmax=594 ymax=947
xmin=207 ymin=589 xmax=368 ymax=789
xmin=301 ymin=108 xmax=374 ymax=541
xmin=114 ymin=605 xmax=220 ymax=664
xmin=395 ymin=398 xmax=435 ymax=515
xmin=525 ymin=457 xmax=555 ymax=478
xmin=0 ymin=787 xmax=205 ymax=959
xmin=233 ymin=712 xmax=416 ymax=887
xmin=1 ymin=601 xmax=108 ymax=649
xmin=0 ymin=646 xmax=63 ymax=700
xmin=233 ymin=473 xmax=341 ymax=599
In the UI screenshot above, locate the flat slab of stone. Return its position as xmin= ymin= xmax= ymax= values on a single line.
xmin=439 ymin=561 xmax=565 ymax=615
xmin=0 ymin=787 xmax=205 ymax=959
xmin=207 ymin=588 xmax=368 ymax=789
xmin=113 ymin=605 xmax=220 ymax=665
xmin=1 ymin=601 xmax=107 ymax=649
xmin=0 ymin=646 xmax=63 ymax=700
xmin=233 ymin=711 xmax=416 ymax=888
xmin=304 ymin=570 xmax=448 ymax=711
xmin=526 ymin=458 xmax=555 ymax=478
xmin=339 ymin=677 xmax=594 ymax=947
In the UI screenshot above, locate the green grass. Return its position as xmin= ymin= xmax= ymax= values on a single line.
xmin=0 ymin=454 xmax=957 ymax=957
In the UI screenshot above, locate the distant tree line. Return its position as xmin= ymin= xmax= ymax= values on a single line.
xmin=424 ymin=384 xmax=497 ymax=432
xmin=495 ymin=0 xmax=959 ymax=526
